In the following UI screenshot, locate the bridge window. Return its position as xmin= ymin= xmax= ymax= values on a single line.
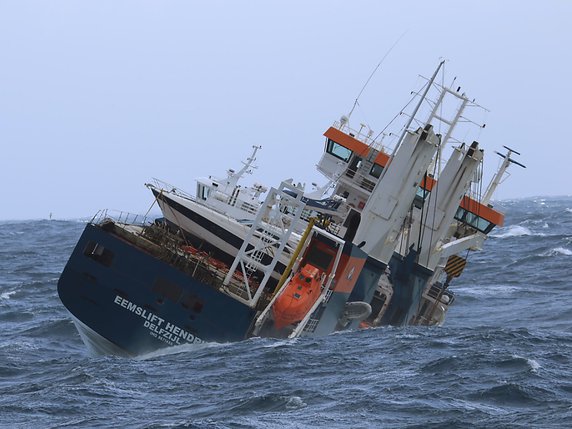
xmin=197 ymin=184 xmax=210 ymax=201
xmin=465 ymin=212 xmax=494 ymax=233
xmin=454 ymin=208 xmax=495 ymax=234
xmin=345 ymin=156 xmax=362 ymax=178
xmin=369 ymin=163 xmax=384 ymax=179
xmin=413 ymin=187 xmax=430 ymax=208
xmin=416 ymin=187 xmax=430 ymax=200
xmin=326 ymin=139 xmax=352 ymax=162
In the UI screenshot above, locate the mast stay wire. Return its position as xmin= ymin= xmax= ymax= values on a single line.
xmin=347 ymin=31 xmax=408 ymax=120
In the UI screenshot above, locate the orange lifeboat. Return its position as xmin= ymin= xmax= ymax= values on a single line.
xmin=272 ymin=264 xmax=323 ymax=330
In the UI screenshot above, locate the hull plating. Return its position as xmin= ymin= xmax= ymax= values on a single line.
xmin=58 ymin=224 xmax=256 ymax=356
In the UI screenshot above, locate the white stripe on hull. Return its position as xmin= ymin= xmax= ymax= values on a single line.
xmin=156 ymin=192 xmax=299 ymax=276
xmin=157 ymin=196 xmax=248 ymax=259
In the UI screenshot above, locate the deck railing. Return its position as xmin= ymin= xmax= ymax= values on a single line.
xmin=90 ymin=209 xmax=154 ymax=228
xmin=149 ymin=178 xmax=196 ymax=201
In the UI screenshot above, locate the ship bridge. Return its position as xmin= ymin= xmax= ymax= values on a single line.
xmin=316 ymin=123 xmax=504 ymax=233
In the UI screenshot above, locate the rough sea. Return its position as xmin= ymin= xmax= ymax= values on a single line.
xmin=1 ymin=197 xmax=571 ymax=428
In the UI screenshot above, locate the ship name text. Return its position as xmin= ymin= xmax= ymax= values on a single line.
xmin=114 ymin=295 xmax=203 ymax=346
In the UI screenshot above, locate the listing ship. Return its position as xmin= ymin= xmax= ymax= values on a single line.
xmin=58 ymin=62 xmax=524 ymax=356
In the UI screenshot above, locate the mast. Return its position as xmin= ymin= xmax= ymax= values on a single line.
xmin=482 ymin=146 xmax=526 ymax=205
xmin=391 ymin=60 xmax=445 ymax=159
xmin=222 ymin=145 xmax=262 ymax=191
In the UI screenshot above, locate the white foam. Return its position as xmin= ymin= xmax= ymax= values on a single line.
xmin=0 ymin=290 xmax=16 ymax=300
xmin=285 ymin=395 xmax=307 ymax=409
xmin=449 ymin=398 xmax=505 ymax=414
xmin=459 ymin=284 xmax=520 ymax=297
xmin=491 ymin=225 xmax=535 ymax=238
xmin=566 ymin=208 xmax=572 ymax=213
xmin=527 ymin=358 xmax=541 ymax=372
xmin=513 ymin=354 xmax=541 ymax=372
xmin=261 ymin=338 xmax=299 ymax=348
xmin=395 ymin=333 xmax=421 ymax=340
xmin=546 ymin=247 xmax=572 ymax=256
xmin=136 ymin=341 xmax=220 ymax=360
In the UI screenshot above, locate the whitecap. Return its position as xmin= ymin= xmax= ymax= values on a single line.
xmin=458 ymin=285 xmax=520 ymax=297
xmin=544 ymin=247 xmax=572 ymax=256
xmin=261 ymin=339 xmax=299 ymax=348
xmin=0 ymin=290 xmax=16 ymax=300
xmin=513 ymin=354 xmax=541 ymax=372
xmin=448 ymin=398 xmax=506 ymax=414
xmin=95 ymin=378 xmax=145 ymax=397
xmin=285 ymin=395 xmax=307 ymax=409
xmin=566 ymin=208 xmax=572 ymax=213
xmin=395 ymin=333 xmax=421 ymax=339
xmin=491 ymin=225 xmax=535 ymax=238
xmin=136 ymin=341 xmax=219 ymax=360
xmin=527 ymin=358 xmax=541 ymax=372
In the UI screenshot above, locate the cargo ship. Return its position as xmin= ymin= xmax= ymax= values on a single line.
xmin=58 ymin=62 xmax=524 ymax=356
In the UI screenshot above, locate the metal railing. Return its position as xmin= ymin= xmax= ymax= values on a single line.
xmin=149 ymin=178 xmax=196 ymax=201
xmin=332 ymin=121 xmax=384 ymax=152
xmin=90 ymin=209 xmax=154 ymax=227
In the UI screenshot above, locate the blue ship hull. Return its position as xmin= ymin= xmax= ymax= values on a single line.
xmin=381 ymin=250 xmax=433 ymax=326
xmin=58 ymin=223 xmax=256 ymax=356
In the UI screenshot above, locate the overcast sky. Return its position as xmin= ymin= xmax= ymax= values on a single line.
xmin=0 ymin=1 xmax=569 ymax=220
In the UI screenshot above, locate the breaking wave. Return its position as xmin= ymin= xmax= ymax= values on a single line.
xmin=491 ymin=225 xmax=539 ymax=238
xmin=544 ymin=247 xmax=572 ymax=256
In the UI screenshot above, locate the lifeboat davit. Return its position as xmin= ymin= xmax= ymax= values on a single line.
xmin=272 ymin=264 xmax=323 ymax=330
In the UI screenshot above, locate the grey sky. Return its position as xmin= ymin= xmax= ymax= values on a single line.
xmin=0 ymin=1 xmax=568 ymax=220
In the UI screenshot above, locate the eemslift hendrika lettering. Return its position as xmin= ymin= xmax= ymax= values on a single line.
xmin=114 ymin=296 xmax=204 ymax=346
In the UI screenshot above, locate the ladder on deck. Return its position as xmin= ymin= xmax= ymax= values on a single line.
xmin=222 ymin=181 xmax=306 ymax=307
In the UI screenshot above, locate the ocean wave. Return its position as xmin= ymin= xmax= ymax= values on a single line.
xmin=0 ymin=339 xmax=40 ymax=353
xmin=521 ymin=355 xmax=541 ymax=372
xmin=91 ymin=378 xmax=146 ymax=398
xmin=490 ymin=225 xmax=544 ymax=238
xmin=229 ymin=393 xmax=307 ymax=413
xmin=457 ymin=284 xmax=520 ymax=297
xmin=494 ymin=354 xmax=543 ymax=374
xmin=260 ymin=338 xmax=299 ymax=349
xmin=136 ymin=340 xmax=225 ymax=360
xmin=543 ymin=247 xmax=572 ymax=257
xmin=0 ymin=290 xmax=17 ymax=300
xmin=469 ymin=382 xmax=554 ymax=406
xmin=421 ymin=355 xmax=459 ymax=372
